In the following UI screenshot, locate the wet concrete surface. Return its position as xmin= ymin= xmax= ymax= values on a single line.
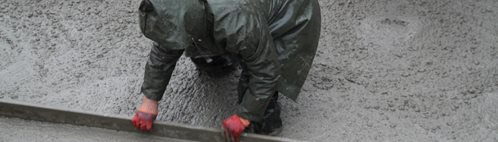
xmin=0 ymin=117 xmax=191 ymax=142
xmin=0 ymin=0 xmax=497 ymax=141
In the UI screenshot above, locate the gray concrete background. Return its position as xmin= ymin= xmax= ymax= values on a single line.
xmin=0 ymin=117 xmax=190 ymax=142
xmin=0 ymin=0 xmax=497 ymax=141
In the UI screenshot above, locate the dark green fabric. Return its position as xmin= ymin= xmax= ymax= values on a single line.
xmin=141 ymin=43 xmax=184 ymax=101
xmin=139 ymin=0 xmax=321 ymax=121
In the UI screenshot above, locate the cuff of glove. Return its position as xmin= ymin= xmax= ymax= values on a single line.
xmin=142 ymin=92 xmax=162 ymax=101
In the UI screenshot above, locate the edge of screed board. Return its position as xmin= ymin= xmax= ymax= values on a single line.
xmin=0 ymin=99 xmax=300 ymax=142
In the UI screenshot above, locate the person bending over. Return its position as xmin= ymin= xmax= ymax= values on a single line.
xmin=131 ymin=0 xmax=321 ymax=141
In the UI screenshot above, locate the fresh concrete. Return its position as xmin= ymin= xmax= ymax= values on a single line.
xmin=0 ymin=0 xmax=497 ymax=141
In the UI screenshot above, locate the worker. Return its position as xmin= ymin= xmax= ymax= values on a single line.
xmin=131 ymin=0 xmax=321 ymax=141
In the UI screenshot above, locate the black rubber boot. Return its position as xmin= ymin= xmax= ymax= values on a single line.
xmin=259 ymin=92 xmax=283 ymax=135
xmin=245 ymin=92 xmax=283 ymax=136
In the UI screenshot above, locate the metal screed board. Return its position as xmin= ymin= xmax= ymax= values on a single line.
xmin=0 ymin=100 xmax=298 ymax=142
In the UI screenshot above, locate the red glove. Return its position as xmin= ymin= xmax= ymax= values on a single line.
xmin=131 ymin=111 xmax=157 ymax=132
xmin=132 ymin=96 xmax=158 ymax=132
xmin=222 ymin=114 xmax=250 ymax=142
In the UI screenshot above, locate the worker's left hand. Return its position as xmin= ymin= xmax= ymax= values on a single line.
xmin=131 ymin=111 xmax=157 ymax=132
xmin=222 ymin=114 xmax=250 ymax=142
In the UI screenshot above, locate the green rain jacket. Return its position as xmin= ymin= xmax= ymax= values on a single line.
xmin=139 ymin=0 xmax=321 ymax=121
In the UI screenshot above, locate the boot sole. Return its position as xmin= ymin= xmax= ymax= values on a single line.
xmin=267 ymin=128 xmax=283 ymax=136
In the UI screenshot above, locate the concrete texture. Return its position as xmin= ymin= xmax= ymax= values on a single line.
xmin=0 ymin=117 xmax=190 ymax=142
xmin=0 ymin=0 xmax=497 ymax=141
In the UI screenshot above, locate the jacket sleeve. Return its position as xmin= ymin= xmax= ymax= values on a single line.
xmin=213 ymin=8 xmax=280 ymax=121
xmin=141 ymin=43 xmax=184 ymax=101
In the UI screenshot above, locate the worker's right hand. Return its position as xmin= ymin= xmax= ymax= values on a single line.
xmin=222 ymin=114 xmax=250 ymax=142
xmin=131 ymin=96 xmax=159 ymax=132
